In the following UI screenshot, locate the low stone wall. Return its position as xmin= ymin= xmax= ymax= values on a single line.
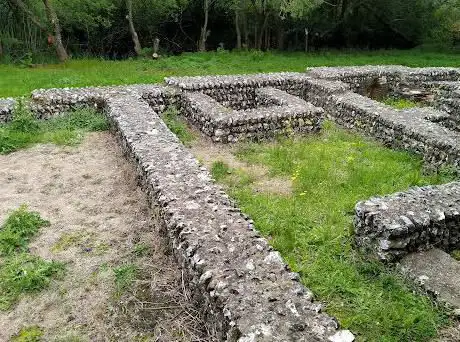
xmin=307 ymin=65 xmax=410 ymax=96
xmin=306 ymin=66 xmax=460 ymax=96
xmin=181 ymin=87 xmax=324 ymax=142
xmin=166 ymin=72 xmax=310 ymax=109
xmin=2 ymin=67 xmax=459 ymax=282
xmin=0 ymin=82 xmax=353 ymax=341
xmin=354 ymin=182 xmax=460 ymax=261
xmin=29 ymin=84 xmax=175 ymax=118
xmin=104 ymin=92 xmax=351 ymax=341
xmin=300 ymin=77 xmax=460 ymax=171
xmin=0 ymin=98 xmax=16 ymax=122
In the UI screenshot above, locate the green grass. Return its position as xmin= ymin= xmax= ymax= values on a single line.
xmin=0 ymin=103 xmax=108 ymax=154
xmin=0 ymin=254 xmax=64 ymax=311
xmin=161 ymin=106 xmax=196 ymax=146
xmin=211 ymin=161 xmax=232 ymax=181
xmin=132 ymin=243 xmax=150 ymax=257
xmin=113 ymin=264 xmax=137 ymax=295
xmin=0 ymin=205 xmax=50 ymax=256
xmin=383 ymin=97 xmax=420 ymax=109
xmin=1 ymin=50 xmax=459 ymax=97
xmin=0 ymin=206 xmax=64 ymax=311
xmin=10 ymin=326 xmax=43 ymax=342
xmin=215 ymin=123 xmax=457 ymax=341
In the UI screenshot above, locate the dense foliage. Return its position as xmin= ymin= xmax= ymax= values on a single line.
xmin=0 ymin=0 xmax=459 ymax=62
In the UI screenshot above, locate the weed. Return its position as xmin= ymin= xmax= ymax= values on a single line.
xmin=113 ymin=264 xmax=137 ymax=295
xmin=452 ymin=250 xmax=460 ymax=261
xmin=51 ymin=231 xmax=95 ymax=253
xmin=210 ymin=161 xmax=232 ymax=181
xmin=0 ymin=205 xmax=50 ymax=256
xmin=51 ymin=332 xmax=86 ymax=342
xmin=161 ymin=106 xmax=195 ymax=146
xmin=0 ymin=206 xmax=64 ymax=310
xmin=133 ymin=243 xmax=150 ymax=257
xmin=11 ymin=325 xmax=43 ymax=342
xmin=43 ymin=107 xmax=109 ymax=132
xmin=9 ymin=101 xmax=40 ymax=133
xmin=0 ymin=253 xmax=64 ymax=310
xmin=214 ymin=122 xmax=457 ymax=341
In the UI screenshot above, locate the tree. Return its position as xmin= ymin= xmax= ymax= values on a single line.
xmin=215 ymin=0 xmax=249 ymax=49
xmin=126 ymin=0 xmax=142 ymax=55
xmin=432 ymin=0 xmax=460 ymax=46
xmin=199 ymin=0 xmax=215 ymax=51
xmin=7 ymin=0 xmax=69 ymax=61
xmin=55 ymin=0 xmax=115 ymax=53
xmin=42 ymin=0 xmax=68 ymax=61
xmin=282 ymin=0 xmax=323 ymax=52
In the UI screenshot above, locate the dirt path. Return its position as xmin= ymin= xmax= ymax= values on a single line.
xmin=0 ymin=132 xmax=211 ymax=341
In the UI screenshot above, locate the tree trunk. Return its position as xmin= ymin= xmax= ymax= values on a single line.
xmin=235 ymin=10 xmax=242 ymax=50
xmin=152 ymin=37 xmax=160 ymax=59
xmin=257 ymin=13 xmax=268 ymax=50
xmin=199 ymin=0 xmax=210 ymax=51
xmin=42 ymin=0 xmax=68 ymax=62
xmin=305 ymin=28 xmax=309 ymax=52
xmin=243 ymin=12 xmax=249 ymax=48
xmin=0 ymin=39 xmax=3 ymax=57
xmin=126 ymin=0 xmax=142 ymax=56
xmin=153 ymin=37 xmax=160 ymax=54
xmin=264 ymin=27 xmax=270 ymax=50
xmin=277 ymin=26 xmax=284 ymax=50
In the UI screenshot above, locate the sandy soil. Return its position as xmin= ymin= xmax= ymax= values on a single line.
xmin=0 ymin=132 xmax=211 ymax=341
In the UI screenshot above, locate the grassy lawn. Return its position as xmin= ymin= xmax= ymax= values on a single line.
xmin=205 ymin=123 xmax=457 ymax=342
xmin=1 ymin=50 xmax=460 ymax=97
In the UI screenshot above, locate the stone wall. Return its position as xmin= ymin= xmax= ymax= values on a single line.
xmin=28 ymin=84 xmax=175 ymax=119
xmin=0 ymin=98 xmax=16 ymax=122
xmin=103 ymin=92 xmax=351 ymax=342
xmin=0 ymin=82 xmax=354 ymax=341
xmin=2 ymin=66 xmax=460 ymax=283
xmin=354 ymin=181 xmax=460 ymax=261
xmin=299 ymin=76 xmax=460 ymax=171
xmin=180 ymin=87 xmax=324 ymax=143
xmin=306 ymin=66 xmax=460 ymax=97
xmin=166 ymin=72 xmax=310 ymax=109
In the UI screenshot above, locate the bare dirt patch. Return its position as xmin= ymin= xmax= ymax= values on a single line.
xmin=0 ymin=132 xmax=211 ymax=341
xmin=189 ymin=136 xmax=292 ymax=196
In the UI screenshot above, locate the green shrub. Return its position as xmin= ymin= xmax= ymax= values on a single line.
xmin=9 ymin=101 xmax=40 ymax=133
